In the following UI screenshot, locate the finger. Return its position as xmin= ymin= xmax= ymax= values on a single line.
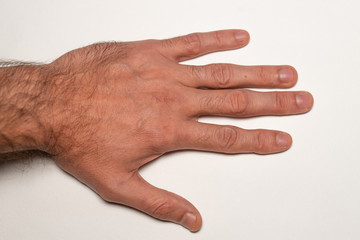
xmin=191 ymin=89 xmax=313 ymax=118
xmin=158 ymin=29 xmax=250 ymax=62
xmin=178 ymin=122 xmax=292 ymax=154
xmin=101 ymin=172 xmax=202 ymax=232
xmin=179 ymin=64 xmax=297 ymax=89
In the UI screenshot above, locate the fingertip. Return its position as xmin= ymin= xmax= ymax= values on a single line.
xmin=234 ymin=29 xmax=250 ymax=47
xmin=191 ymin=212 xmax=203 ymax=232
xmin=304 ymin=91 xmax=314 ymax=110
xmin=276 ymin=132 xmax=292 ymax=150
xmin=290 ymin=65 xmax=298 ymax=86
xmin=180 ymin=212 xmax=201 ymax=232
xmin=296 ymin=91 xmax=314 ymax=112
xmin=279 ymin=65 xmax=298 ymax=88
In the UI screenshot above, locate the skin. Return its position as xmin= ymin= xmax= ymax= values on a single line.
xmin=0 ymin=29 xmax=313 ymax=232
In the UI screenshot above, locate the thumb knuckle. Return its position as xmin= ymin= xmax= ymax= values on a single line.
xmin=150 ymin=198 xmax=178 ymax=219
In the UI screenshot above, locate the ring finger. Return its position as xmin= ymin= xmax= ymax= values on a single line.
xmin=177 ymin=122 xmax=292 ymax=154
xmin=190 ymin=89 xmax=313 ymax=118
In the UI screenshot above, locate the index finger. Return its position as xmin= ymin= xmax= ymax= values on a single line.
xmin=157 ymin=29 xmax=250 ymax=62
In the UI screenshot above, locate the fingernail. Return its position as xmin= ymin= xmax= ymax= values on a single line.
xmin=235 ymin=31 xmax=247 ymax=42
xmin=180 ymin=213 xmax=197 ymax=231
xmin=296 ymin=92 xmax=312 ymax=109
xmin=276 ymin=133 xmax=290 ymax=147
xmin=279 ymin=68 xmax=294 ymax=83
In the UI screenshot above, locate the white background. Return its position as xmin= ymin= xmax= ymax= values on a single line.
xmin=1 ymin=0 xmax=359 ymax=239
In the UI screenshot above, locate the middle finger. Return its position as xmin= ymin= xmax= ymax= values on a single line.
xmin=178 ymin=64 xmax=298 ymax=89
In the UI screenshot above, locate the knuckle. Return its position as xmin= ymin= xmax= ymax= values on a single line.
xmin=148 ymin=121 xmax=177 ymax=150
xmin=200 ymin=95 xmax=220 ymax=111
xmin=137 ymin=62 xmax=165 ymax=79
xmin=254 ymin=131 xmax=268 ymax=153
xmin=188 ymin=65 xmax=205 ymax=81
xmin=150 ymin=198 xmax=178 ymax=219
xmin=215 ymin=126 xmax=238 ymax=149
xmin=98 ymin=180 xmax=120 ymax=202
xmin=209 ymin=64 xmax=232 ymax=87
xmin=161 ymin=38 xmax=178 ymax=49
xmin=97 ymin=174 xmax=134 ymax=203
xmin=182 ymin=33 xmax=202 ymax=55
xmin=214 ymin=31 xmax=224 ymax=47
xmin=227 ymin=90 xmax=248 ymax=114
xmin=275 ymin=93 xmax=290 ymax=112
xmin=256 ymin=66 xmax=271 ymax=84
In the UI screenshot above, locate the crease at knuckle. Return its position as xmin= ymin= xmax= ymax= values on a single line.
xmin=256 ymin=66 xmax=271 ymax=85
xmin=210 ymin=64 xmax=231 ymax=87
xmin=188 ymin=65 xmax=205 ymax=82
xmin=215 ymin=126 xmax=238 ymax=150
xmin=161 ymin=38 xmax=178 ymax=49
xmin=183 ymin=33 xmax=201 ymax=55
xmin=227 ymin=90 xmax=248 ymax=114
xmin=275 ymin=92 xmax=288 ymax=112
xmin=150 ymin=198 xmax=177 ymax=220
xmin=215 ymin=31 xmax=223 ymax=47
xmin=255 ymin=131 xmax=267 ymax=153
xmin=199 ymin=94 xmax=220 ymax=112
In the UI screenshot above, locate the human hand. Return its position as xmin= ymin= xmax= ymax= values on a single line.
xmin=40 ymin=29 xmax=313 ymax=232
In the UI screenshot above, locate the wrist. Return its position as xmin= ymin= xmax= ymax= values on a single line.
xmin=0 ymin=64 xmax=52 ymax=153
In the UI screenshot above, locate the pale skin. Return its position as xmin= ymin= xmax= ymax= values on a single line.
xmin=0 ymin=29 xmax=313 ymax=232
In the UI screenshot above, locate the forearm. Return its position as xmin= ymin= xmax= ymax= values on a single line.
xmin=0 ymin=64 xmax=50 ymax=155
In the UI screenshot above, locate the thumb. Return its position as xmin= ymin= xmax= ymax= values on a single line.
xmin=112 ymin=172 xmax=202 ymax=232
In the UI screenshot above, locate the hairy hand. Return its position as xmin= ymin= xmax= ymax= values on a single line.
xmin=40 ymin=30 xmax=313 ymax=232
